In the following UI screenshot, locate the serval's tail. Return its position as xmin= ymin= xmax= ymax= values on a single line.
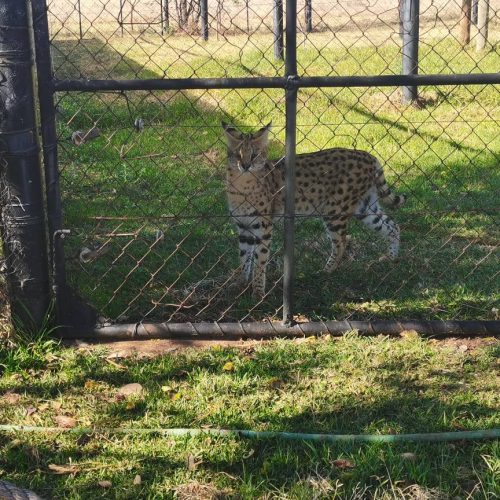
xmin=375 ymin=161 xmax=406 ymax=208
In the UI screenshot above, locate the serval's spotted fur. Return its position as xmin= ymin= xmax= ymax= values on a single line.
xmin=222 ymin=122 xmax=406 ymax=298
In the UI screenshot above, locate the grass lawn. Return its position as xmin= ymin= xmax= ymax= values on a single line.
xmin=51 ymin=30 xmax=499 ymax=323
xmin=0 ymin=334 xmax=499 ymax=498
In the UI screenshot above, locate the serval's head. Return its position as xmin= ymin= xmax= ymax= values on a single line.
xmin=222 ymin=122 xmax=271 ymax=173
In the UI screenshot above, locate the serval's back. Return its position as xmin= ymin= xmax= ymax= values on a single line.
xmin=223 ymin=122 xmax=406 ymax=297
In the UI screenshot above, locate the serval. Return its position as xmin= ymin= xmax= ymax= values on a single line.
xmin=222 ymin=122 xmax=406 ymax=298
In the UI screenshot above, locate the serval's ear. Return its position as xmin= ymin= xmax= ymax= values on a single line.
xmin=222 ymin=121 xmax=244 ymax=147
xmin=251 ymin=122 xmax=271 ymax=149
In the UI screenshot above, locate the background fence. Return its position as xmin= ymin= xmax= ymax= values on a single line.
xmin=0 ymin=0 xmax=498 ymax=336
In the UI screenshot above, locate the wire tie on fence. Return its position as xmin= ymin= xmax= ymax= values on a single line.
xmin=285 ymin=75 xmax=300 ymax=90
xmin=132 ymin=321 xmax=142 ymax=338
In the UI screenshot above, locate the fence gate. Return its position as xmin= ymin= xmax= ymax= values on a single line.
xmin=0 ymin=0 xmax=498 ymax=338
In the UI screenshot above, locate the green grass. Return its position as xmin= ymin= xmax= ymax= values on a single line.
xmin=0 ymin=334 xmax=499 ymax=498
xmin=50 ymin=31 xmax=500 ymax=322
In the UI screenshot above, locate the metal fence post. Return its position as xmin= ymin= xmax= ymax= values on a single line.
xmin=32 ymin=0 xmax=72 ymax=329
xmin=401 ymin=0 xmax=419 ymax=104
xmin=283 ymin=0 xmax=297 ymax=325
xmin=305 ymin=0 xmax=312 ymax=33
xmin=274 ymin=0 xmax=284 ymax=60
xmin=200 ymin=0 xmax=209 ymax=41
xmin=0 ymin=0 xmax=50 ymax=332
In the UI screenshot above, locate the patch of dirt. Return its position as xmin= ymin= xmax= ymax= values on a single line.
xmin=66 ymin=335 xmax=499 ymax=359
xmin=67 ymin=338 xmax=262 ymax=358
xmin=174 ymin=481 xmax=231 ymax=500
xmin=429 ymin=336 xmax=499 ymax=352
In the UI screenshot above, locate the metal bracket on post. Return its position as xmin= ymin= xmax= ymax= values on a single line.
xmin=0 ymin=0 xmax=51 ymax=333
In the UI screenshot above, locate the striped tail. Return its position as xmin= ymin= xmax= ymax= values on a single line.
xmin=374 ymin=161 xmax=406 ymax=208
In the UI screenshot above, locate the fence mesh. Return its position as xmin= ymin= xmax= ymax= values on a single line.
xmin=47 ymin=0 xmax=499 ymax=325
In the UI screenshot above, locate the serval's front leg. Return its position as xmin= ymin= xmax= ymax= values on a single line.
xmin=251 ymin=215 xmax=273 ymax=298
xmin=235 ymin=219 xmax=256 ymax=286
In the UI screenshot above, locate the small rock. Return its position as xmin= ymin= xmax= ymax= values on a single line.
xmin=117 ymin=383 xmax=144 ymax=396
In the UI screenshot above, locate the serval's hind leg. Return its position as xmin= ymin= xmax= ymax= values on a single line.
xmin=323 ymin=219 xmax=348 ymax=273
xmin=356 ymin=192 xmax=400 ymax=260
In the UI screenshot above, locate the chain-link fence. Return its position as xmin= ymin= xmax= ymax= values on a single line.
xmin=1 ymin=0 xmax=498 ymax=336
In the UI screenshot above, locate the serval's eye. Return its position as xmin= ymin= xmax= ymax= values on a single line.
xmin=251 ymin=152 xmax=259 ymax=161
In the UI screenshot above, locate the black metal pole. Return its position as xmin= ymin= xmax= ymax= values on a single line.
xmin=31 ymin=0 xmax=70 ymax=329
xmin=305 ymin=0 xmax=312 ymax=33
xmin=0 ymin=0 xmax=50 ymax=332
xmin=401 ymin=0 xmax=419 ymax=104
xmin=77 ymin=0 xmax=83 ymax=39
xmin=200 ymin=0 xmax=209 ymax=41
xmin=273 ymin=0 xmax=284 ymax=60
xmin=283 ymin=0 xmax=297 ymax=325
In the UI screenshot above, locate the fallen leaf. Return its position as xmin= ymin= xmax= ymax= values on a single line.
xmin=84 ymin=380 xmax=99 ymax=391
xmin=3 ymin=392 xmax=21 ymax=404
xmin=52 ymin=401 xmax=63 ymax=411
xmin=161 ymin=385 xmax=173 ymax=393
xmin=458 ymin=344 xmax=469 ymax=352
xmin=98 ymin=480 xmax=112 ymax=488
xmin=55 ymin=415 xmax=77 ymax=428
xmin=222 ymin=362 xmax=235 ymax=372
xmin=133 ymin=474 xmax=142 ymax=485
xmin=48 ymin=463 xmax=80 ymax=474
xmin=38 ymin=403 xmax=50 ymax=412
xmin=25 ymin=406 xmax=37 ymax=417
xmin=117 ymin=383 xmax=144 ymax=396
xmin=171 ymin=391 xmax=181 ymax=401
xmin=400 ymin=452 xmax=417 ymax=462
xmin=332 ymin=458 xmax=355 ymax=469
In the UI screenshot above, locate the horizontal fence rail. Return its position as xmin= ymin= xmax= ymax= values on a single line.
xmin=54 ymin=73 xmax=500 ymax=92
xmin=65 ymin=320 xmax=500 ymax=340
